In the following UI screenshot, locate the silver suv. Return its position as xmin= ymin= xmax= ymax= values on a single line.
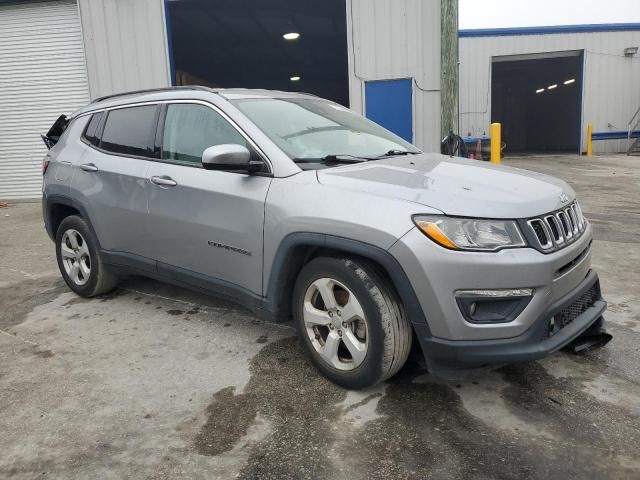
xmin=42 ymin=87 xmax=608 ymax=389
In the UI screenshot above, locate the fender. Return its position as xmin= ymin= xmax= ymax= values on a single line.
xmin=265 ymin=232 xmax=431 ymax=333
xmin=43 ymin=193 xmax=101 ymax=246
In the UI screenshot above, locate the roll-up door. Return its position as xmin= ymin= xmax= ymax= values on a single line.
xmin=0 ymin=0 xmax=90 ymax=200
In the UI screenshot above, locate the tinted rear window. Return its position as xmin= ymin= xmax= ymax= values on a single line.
xmin=100 ymin=105 xmax=158 ymax=157
xmin=82 ymin=112 xmax=103 ymax=146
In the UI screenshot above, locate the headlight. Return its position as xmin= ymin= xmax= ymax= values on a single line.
xmin=413 ymin=215 xmax=526 ymax=251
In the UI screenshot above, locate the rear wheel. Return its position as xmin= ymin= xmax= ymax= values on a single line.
xmin=56 ymin=215 xmax=118 ymax=297
xmin=293 ymin=256 xmax=412 ymax=389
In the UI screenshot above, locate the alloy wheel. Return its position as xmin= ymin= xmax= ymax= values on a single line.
xmin=60 ymin=229 xmax=91 ymax=286
xmin=303 ymin=277 xmax=368 ymax=371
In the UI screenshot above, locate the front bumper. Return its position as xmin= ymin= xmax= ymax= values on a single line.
xmin=413 ymin=269 xmax=606 ymax=373
xmin=390 ymin=222 xmax=597 ymax=340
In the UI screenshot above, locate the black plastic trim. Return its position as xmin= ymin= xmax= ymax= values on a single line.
xmin=102 ymin=251 xmax=157 ymax=275
xmin=265 ymin=233 xmax=431 ymax=332
xmin=43 ymin=194 xmax=101 ymax=247
xmin=157 ymin=261 xmax=270 ymax=317
xmin=456 ymin=294 xmax=532 ymax=324
xmin=418 ymin=270 xmax=606 ymax=374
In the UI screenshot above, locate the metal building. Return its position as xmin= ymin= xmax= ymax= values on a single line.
xmin=348 ymin=0 xmax=443 ymax=152
xmin=0 ymin=0 xmax=443 ymax=201
xmin=459 ymin=24 xmax=640 ymax=155
xmin=0 ymin=0 xmax=90 ymax=199
xmin=0 ymin=0 xmax=170 ymax=200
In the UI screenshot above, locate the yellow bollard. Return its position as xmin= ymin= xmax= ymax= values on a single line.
xmin=490 ymin=123 xmax=501 ymax=164
xmin=586 ymin=124 xmax=593 ymax=156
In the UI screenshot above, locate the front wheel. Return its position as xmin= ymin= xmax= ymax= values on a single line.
xmin=293 ymin=257 xmax=412 ymax=389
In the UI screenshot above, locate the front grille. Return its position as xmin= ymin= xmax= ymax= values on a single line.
xmin=558 ymin=211 xmax=571 ymax=237
xmin=546 ymin=215 xmax=561 ymax=241
xmin=530 ymin=220 xmax=549 ymax=247
xmin=525 ymin=201 xmax=587 ymax=252
xmin=548 ymin=282 xmax=599 ymax=336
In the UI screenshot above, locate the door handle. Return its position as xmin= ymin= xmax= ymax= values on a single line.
xmin=150 ymin=175 xmax=178 ymax=187
xmin=80 ymin=163 xmax=99 ymax=172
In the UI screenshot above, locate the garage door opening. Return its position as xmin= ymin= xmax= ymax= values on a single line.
xmin=166 ymin=0 xmax=349 ymax=106
xmin=491 ymin=51 xmax=583 ymax=154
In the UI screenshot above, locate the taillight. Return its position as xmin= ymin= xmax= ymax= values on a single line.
xmin=42 ymin=156 xmax=50 ymax=175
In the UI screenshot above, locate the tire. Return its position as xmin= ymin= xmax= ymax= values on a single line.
xmin=55 ymin=215 xmax=118 ymax=297
xmin=293 ymin=256 xmax=412 ymax=389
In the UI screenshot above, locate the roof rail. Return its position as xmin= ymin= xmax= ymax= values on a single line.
xmin=90 ymin=85 xmax=214 ymax=104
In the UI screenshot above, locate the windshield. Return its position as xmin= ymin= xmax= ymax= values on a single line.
xmin=231 ymin=97 xmax=421 ymax=167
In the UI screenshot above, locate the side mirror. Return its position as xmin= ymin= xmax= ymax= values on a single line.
xmin=202 ymin=144 xmax=260 ymax=172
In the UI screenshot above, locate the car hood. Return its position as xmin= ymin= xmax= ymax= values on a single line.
xmin=316 ymin=153 xmax=575 ymax=218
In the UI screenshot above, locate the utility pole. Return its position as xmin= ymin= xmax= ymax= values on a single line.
xmin=440 ymin=0 xmax=459 ymax=139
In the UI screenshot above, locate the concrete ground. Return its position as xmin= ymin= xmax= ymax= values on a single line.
xmin=1 ymin=154 xmax=639 ymax=480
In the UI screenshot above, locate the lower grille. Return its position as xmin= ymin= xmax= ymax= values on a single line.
xmin=548 ymin=283 xmax=599 ymax=336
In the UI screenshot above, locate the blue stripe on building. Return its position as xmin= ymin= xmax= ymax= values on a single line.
xmin=592 ymin=130 xmax=640 ymax=141
xmin=459 ymin=23 xmax=640 ymax=38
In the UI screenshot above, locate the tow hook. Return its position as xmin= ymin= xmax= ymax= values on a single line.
xmin=564 ymin=316 xmax=613 ymax=354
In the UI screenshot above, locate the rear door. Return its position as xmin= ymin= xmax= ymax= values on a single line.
xmin=145 ymin=101 xmax=271 ymax=295
xmin=70 ymin=104 xmax=159 ymax=266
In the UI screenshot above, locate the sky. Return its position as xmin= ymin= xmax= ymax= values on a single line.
xmin=459 ymin=0 xmax=640 ymax=30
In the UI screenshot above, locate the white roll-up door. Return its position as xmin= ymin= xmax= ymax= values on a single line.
xmin=0 ymin=0 xmax=90 ymax=200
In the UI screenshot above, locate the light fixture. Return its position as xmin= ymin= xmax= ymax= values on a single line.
xmin=547 ymin=84 xmax=558 ymax=90
xmin=290 ymin=76 xmax=301 ymax=82
xmin=624 ymin=46 xmax=638 ymax=56
xmin=283 ymin=32 xmax=300 ymax=41
xmin=564 ymin=78 xmax=576 ymax=85
xmin=536 ymin=88 xmax=545 ymax=94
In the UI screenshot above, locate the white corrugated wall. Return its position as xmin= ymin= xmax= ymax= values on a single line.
xmin=0 ymin=0 xmax=90 ymax=200
xmin=77 ymin=0 xmax=171 ymax=100
xmin=347 ymin=0 xmax=442 ymax=152
xmin=459 ymin=29 xmax=640 ymax=154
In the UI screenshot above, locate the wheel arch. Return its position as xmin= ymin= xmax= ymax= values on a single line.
xmin=266 ymin=233 xmax=431 ymax=335
xmin=44 ymin=194 xmax=101 ymax=249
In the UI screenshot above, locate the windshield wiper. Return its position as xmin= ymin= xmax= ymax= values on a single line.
xmin=293 ymin=154 xmax=371 ymax=164
xmin=375 ymin=149 xmax=420 ymax=158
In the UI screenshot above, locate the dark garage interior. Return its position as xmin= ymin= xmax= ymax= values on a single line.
xmin=491 ymin=52 xmax=583 ymax=153
xmin=166 ymin=0 xmax=350 ymax=106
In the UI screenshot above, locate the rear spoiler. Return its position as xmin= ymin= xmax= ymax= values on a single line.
xmin=41 ymin=114 xmax=70 ymax=149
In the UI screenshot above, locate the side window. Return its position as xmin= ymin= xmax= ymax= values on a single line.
xmin=82 ymin=112 xmax=104 ymax=147
xmin=100 ymin=105 xmax=158 ymax=157
xmin=162 ymin=104 xmax=248 ymax=165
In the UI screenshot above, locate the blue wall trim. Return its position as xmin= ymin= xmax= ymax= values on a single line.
xmin=164 ymin=0 xmax=176 ymax=86
xmin=459 ymin=23 xmax=640 ymax=38
xmin=462 ymin=131 xmax=640 ymax=142
xmin=463 ymin=137 xmax=489 ymax=144
xmin=592 ymin=130 xmax=640 ymax=141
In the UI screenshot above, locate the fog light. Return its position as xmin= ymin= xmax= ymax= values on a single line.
xmin=456 ymin=289 xmax=533 ymax=324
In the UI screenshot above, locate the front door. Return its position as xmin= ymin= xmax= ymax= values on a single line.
xmin=146 ymin=102 xmax=271 ymax=296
